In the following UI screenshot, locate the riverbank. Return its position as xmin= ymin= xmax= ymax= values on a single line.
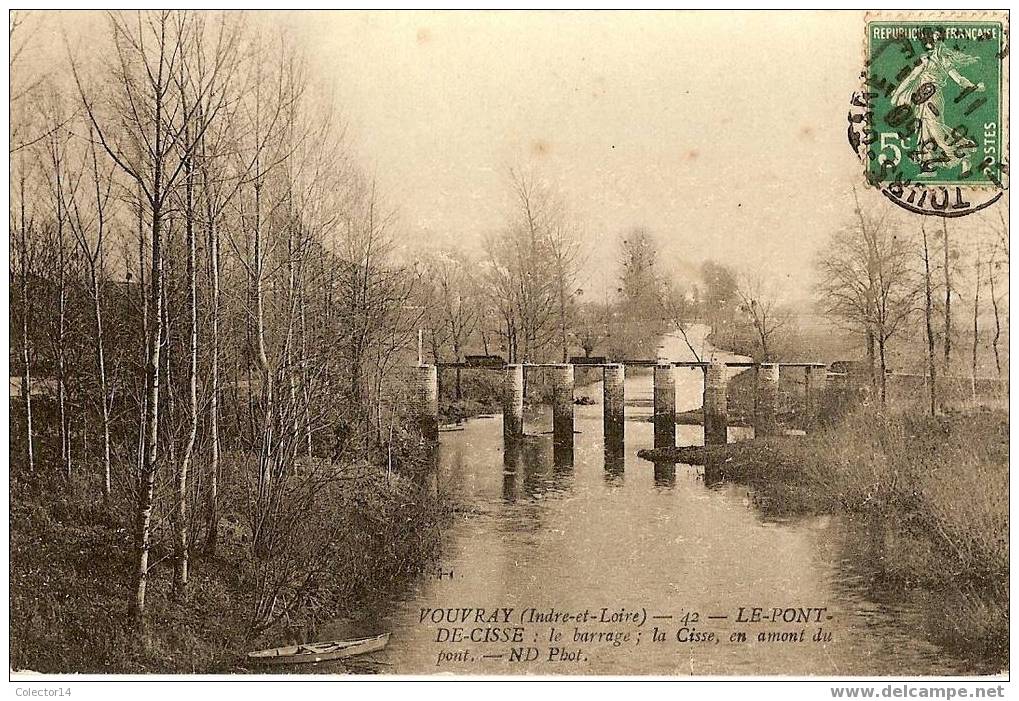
xmin=641 ymin=405 xmax=1008 ymax=666
xmin=9 ymin=459 xmax=453 ymax=674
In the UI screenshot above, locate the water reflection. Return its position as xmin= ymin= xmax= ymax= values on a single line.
xmin=703 ymin=447 xmax=724 ymax=488
xmin=603 ymin=435 xmax=625 ymax=485
xmin=652 ymin=460 xmax=676 ymax=487
xmin=552 ymin=441 xmax=573 ymax=472
xmin=368 ymin=329 xmax=984 ymax=676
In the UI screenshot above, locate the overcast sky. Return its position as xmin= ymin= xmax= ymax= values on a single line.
xmin=31 ymin=10 xmax=997 ymax=302
xmin=275 ymin=10 xmax=891 ymax=300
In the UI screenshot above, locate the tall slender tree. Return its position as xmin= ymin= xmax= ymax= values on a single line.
xmin=71 ymin=9 xmax=240 ymax=623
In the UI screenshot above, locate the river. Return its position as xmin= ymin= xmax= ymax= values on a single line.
xmin=326 ymin=326 xmax=986 ymax=676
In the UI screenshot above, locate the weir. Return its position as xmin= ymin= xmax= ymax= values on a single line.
xmin=419 ymin=358 xmax=831 ymax=467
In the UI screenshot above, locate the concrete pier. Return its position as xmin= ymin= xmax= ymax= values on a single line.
xmin=703 ymin=361 xmax=728 ymax=447
xmin=804 ymin=365 xmax=827 ymax=426
xmin=503 ymin=364 xmax=524 ymax=441
xmin=411 ymin=364 xmax=439 ymax=443
xmin=551 ymin=364 xmax=575 ymax=448
xmin=754 ymin=362 xmax=780 ymax=438
xmin=653 ymin=362 xmax=676 ymax=449
xmin=603 ymin=363 xmax=625 ymax=441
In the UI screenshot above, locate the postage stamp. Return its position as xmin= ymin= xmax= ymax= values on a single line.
xmin=848 ymin=12 xmax=1009 ymax=216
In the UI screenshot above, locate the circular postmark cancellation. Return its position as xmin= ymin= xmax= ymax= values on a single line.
xmin=848 ymin=13 xmax=1009 ymax=217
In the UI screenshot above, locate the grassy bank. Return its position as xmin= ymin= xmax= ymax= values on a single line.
xmin=643 ymin=405 xmax=1008 ymax=666
xmin=10 ymin=459 xmax=453 ymax=674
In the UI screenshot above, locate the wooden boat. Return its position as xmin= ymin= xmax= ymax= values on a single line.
xmin=247 ymin=633 xmax=390 ymax=665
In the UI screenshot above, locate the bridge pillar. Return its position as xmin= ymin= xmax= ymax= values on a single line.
xmin=703 ymin=361 xmax=728 ymax=447
xmin=503 ymin=364 xmax=524 ymax=441
xmin=754 ymin=363 xmax=780 ymax=438
xmin=412 ymin=364 xmax=439 ymax=443
xmin=805 ymin=364 xmax=828 ymax=427
xmin=551 ymin=363 xmax=575 ymax=449
xmin=653 ymin=362 xmax=676 ymax=450
xmin=603 ymin=363 xmax=625 ymax=440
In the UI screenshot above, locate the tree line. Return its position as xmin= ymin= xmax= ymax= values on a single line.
xmin=816 ymin=189 xmax=1008 ymax=408
xmin=416 ymin=222 xmax=777 ymax=374
xmin=10 ymin=10 xmax=433 ymax=632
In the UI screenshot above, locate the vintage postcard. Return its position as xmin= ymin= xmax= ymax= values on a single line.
xmin=6 ymin=8 xmax=1010 ymax=690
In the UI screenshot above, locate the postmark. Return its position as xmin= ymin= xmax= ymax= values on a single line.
xmin=848 ymin=13 xmax=1009 ymax=216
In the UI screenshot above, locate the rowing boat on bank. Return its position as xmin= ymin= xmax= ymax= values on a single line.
xmin=247 ymin=633 xmax=390 ymax=665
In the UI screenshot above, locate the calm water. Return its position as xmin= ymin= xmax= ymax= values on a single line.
xmin=329 ymin=329 xmax=986 ymax=676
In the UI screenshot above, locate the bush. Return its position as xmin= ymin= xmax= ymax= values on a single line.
xmin=10 ymin=450 xmax=454 ymax=673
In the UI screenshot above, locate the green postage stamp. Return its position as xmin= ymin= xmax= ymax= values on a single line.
xmin=849 ymin=13 xmax=1009 ymax=216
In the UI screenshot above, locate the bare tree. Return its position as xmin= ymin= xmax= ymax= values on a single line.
xmin=970 ymin=248 xmax=981 ymax=401
xmin=71 ymin=9 xmax=239 ymax=623
xmin=66 ymin=122 xmax=118 ymax=498
xmin=942 ymin=217 xmax=955 ymax=373
xmin=574 ymin=299 xmax=611 ymax=358
xmin=618 ymin=228 xmax=664 ymax=321
xmin=817 ymin=202 xmax=921 ymax=403
xmin=660 ymin=278 xmax=703 ymax=362
xmin=38 ymin=89 xmax=82 ymax=484
xmin=987 ymin=246 xmax=1004 ymax=377
xmin=482 ymin=170 xmax=579 ymax=365
xmin=735 ymin=273 xmax=790 ymax=362
xmin=546 ymin=212 xmax=583 ymax=363
xmin=10 ymin=12 xmax=69 ymax=155
xmin=11 ymin=144 xmax=39 ymax=475
xmin=420 ymin=250 xmax=480 ymax=398
xmin=920 ymin=222 xmax=939 ymax=416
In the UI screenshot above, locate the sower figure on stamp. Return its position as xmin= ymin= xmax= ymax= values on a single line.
xmin=890 ymin=30 xmax=985 ymax=170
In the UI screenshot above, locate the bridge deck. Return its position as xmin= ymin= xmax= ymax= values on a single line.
xmin=432 ymin=360 xmax=827 ymax=369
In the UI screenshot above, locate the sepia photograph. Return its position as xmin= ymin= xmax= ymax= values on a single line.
xmin=6 ymin=7 xmax=1011 ymax=688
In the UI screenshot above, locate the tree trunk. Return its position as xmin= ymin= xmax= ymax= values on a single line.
xmin=988 ymin=257 xmax=1001 ymax=377
xmin=92 ymin=272 xmax=112 ymax=500
xmin=866 ymin=328 xmax=876 ymax=387
xmin=922 ymin=225 xmax=937 ymax=417
xmin=57 ymin=215 xmax=71 ymax=482
xmin=135 ymin=187 xmax=148 ymax=487
xmin=130 ymin=200 xmax=164 ymax=625
xmin=19 ymin=199 xmax=34 ymax=475
xmin=559 ymin=285 xmax=569 ymax=363
xmin=878 ymin=336 xmax=887 ymax=404
xmin=174 ymin=153 xmax=198 ymax=594
xmin=205 ymin=216 xmax=220 ymax=554
xmin=943 ymin=218 xmax=952 ymax=372
xmin=971 ymin=255 xmax=980 ymax=402
xmin=252 ymin=173 xmax=277 ymax=558
xmin=299 ymin=280 xmax=313 ymax=460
